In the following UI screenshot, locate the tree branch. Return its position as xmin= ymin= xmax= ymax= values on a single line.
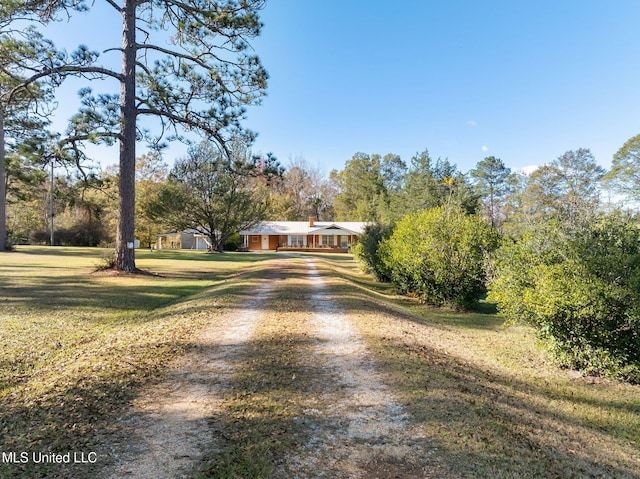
xmin=4 ymin=65 xmax=123 ymax=103
xmin=137 ymin=106 xmax=229 ymax=149
xmin=135 ymin=43 xmax=212 ymax=69
xmin=103 ymin=0 xmax=122 ymax=12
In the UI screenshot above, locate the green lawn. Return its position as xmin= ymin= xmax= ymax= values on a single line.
xmin=0 ymin=246 xmax=274 ymax=479
xmin=1 ymin=248 xmax=638 ymax=478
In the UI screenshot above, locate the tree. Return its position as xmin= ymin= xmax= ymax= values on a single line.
xmin=306 ymin=164 xmax=337 ymax=221
xmin=331 ymin=153 xmax=387 ymax=222
xmin=267 ymin=156 xmax=333 ymax=221
xmin=604 ymin=134 xmax=640 ymax=205
xmin=402 ymin=150 xmax=437 ymax=208
xmin=275 ymin=164 xmax=311 ymax=220
xmin=551 ymin=148 xmax=605 ymax=219
xmin=376 ymin=153 xmax=407 ymax=224
xmin=0 ymin=27 xmax=54 ymax=250
xmin=394 ymin=150 xmax=477 ymax=220
xmin=519 ymin=149 xmax=605 ymax=224
xmin=469 ymin=156 xmax=513 ymax=229
xmin=0 ymin=98 xmax=5 ymax=250
xmin=1 ymin=0 xmax=108 ymax=250
xmin=3 ymin=0 xmax=268 ymax=270
xmin=24 ymin=171 xmax=114 ymax=246
xmin=0 ymin=88 xmax=54 ymax=249
xmin=147 ymin=141 xmax=274 ymax=252
xmin=4 ymin=149 xmax=48 ymax=243
xmin=352 ymin=222 xmax=393 ymax=281
xmin=331 ymin=152 xmax=407 ymax=222
xmin=135 ymin=151 xmax=167 ymax=249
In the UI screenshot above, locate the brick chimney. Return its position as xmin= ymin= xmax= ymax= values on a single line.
xmin=309 ymin=216 xmax=315 ymax=227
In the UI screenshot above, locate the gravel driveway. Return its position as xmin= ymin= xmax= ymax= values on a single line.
xmin=95 ymin=257 xmax=445 ymax=478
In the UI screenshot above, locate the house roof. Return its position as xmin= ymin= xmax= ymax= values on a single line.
xmin=240 ymin=221 xmax=368 ymax=236
xmin=157 ymin=229 xmax=208 ymax=237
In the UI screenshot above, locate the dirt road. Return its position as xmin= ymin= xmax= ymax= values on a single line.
xmin=96 ymin=256 xmax=446 ymax=478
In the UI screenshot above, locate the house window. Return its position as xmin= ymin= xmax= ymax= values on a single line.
xmin=289 ymin=235 xmax=305 ymax=246
xmin=251 ymin=235 xmax=260 ymax=243
xmin=340 ymin=236 xmax=349 ymax=248
xmin=321 ymin=235 xmax=335 ymax=246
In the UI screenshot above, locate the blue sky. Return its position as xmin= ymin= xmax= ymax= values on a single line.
xmin=45 ymin=1 xmax=640 ymax=175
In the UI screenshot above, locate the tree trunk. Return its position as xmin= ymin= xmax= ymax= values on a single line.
xmin=114 ymin=0 xmax=137 ymax=271
xmin=0 ymin=108 xmax=7 ymax=252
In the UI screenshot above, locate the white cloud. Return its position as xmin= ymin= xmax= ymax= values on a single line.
xmin=518 ymin=164 xmax=540 ymax=175
xmin=481 ymin=145 xmax=488 ymax=152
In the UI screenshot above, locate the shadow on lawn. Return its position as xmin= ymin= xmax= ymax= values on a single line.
xmin=322 ymin=292 xmax=640 ymax=477
xmin=196 ymin=330 xmax=445 ymax=478
xmin=9 ymin=246 xmax=275 ymax=262
xmin=196 ymin=331 xmax=324 ymax=478
xmin=201 ymin=325 xmax=638 ymax=477
xmin=205 ymin=258 xmax=639 ymax=478
xmin=0 ymin=273 xmax=204 ymax=313
xmin=10 ymin=245 xmax=104 ymax=257
xmin=139 ymin=250 xmax=276 ymax=263
xmin=0 ymin=339 xmax=188 ymax=479
xmin=2 ymin=329 xmax=636 ymax=479
xmin=0 ymin=249 xmax=279 ymax=315
xmin=376 ymin=336 xmax=639 ymax=478
xmin=325 ymin=276 xmax=640 ymax=413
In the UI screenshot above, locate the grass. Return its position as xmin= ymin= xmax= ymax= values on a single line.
xmin=0 ymin=246 xmax=274 ymax=479
xmin=197 ymin=266 xmax=322 ymax=478
xmin=1 ymin=248 xmax=639 ymax=478
xmin=311 ymin=253 xmax=640 ymax=478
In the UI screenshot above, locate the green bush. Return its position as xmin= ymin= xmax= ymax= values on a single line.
xmin=223 ymin=232 xmax=242 ymax=251
xmin=380 ymin=206 xmax=499 ymax=308
xmin=29 ymin=220 xmax=110 ymax=247
xmin=352 ymin=223 xmax=393 ymax=281
xmin=488 ymin=214 xmax=640 ymax=382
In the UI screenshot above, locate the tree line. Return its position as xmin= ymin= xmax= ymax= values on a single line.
xmin=7 ymin=139 xmax=640 ymax=245
xmin=346 ymin=142 xmax=640 ymax=384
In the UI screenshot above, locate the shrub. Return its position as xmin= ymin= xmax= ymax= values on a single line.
xmin=223 ymin=233 xmax=241 ymax=252
xmin=29 ymin=229 xmax=51 ymax=245
xmin=7 ymin=227 xmax=29 ymax=245
xmin=30 ymin=221 xmax=110 ymax=247
xmin=352 ymin=223 xmax=393 ymax=281
xmin=488 ymin=214 xmax=640 ymax=382
xmin=94 ymin=251 xmax=116 ymax=271
xmin=380 ymin=206 xmax=499 ymax=309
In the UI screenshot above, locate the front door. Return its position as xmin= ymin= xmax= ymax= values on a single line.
xmin=261 ymin=235 xmax=270 ymax=250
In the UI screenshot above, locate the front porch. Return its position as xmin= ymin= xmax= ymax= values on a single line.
xmin=276 ymin=245 xmax=351 ymax=253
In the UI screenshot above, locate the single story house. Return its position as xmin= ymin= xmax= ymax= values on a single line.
xmin=240 ymin=218 xmax=368 ymax=252
xmin=156 ymin=230 xmax=211 ymax=250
